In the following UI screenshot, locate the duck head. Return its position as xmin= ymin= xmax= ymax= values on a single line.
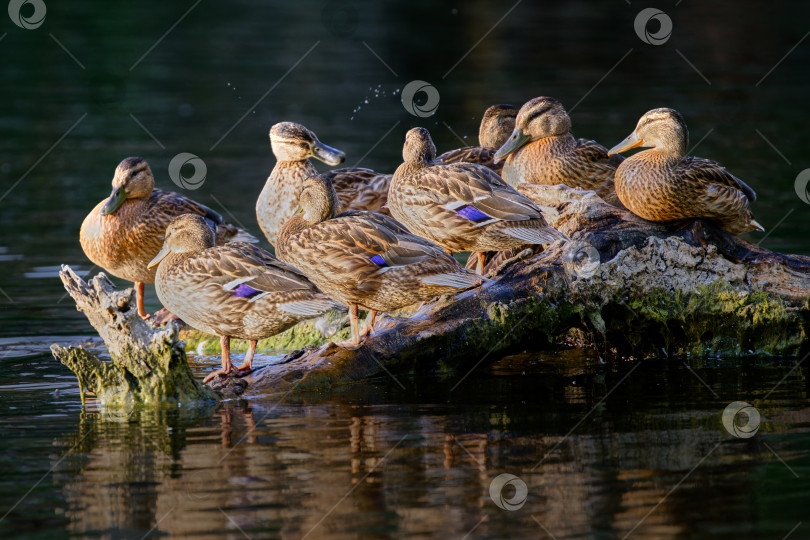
xmin=478 ymin=104 xmax=517 ymax=150
xmin=608 ymin=108 xmax=689 ymax=158
xmin=494 ymin=97 xmax=571 ymax=162
xmin=148 ymin=214 xmax=216 ymax=268
xmin=298 ymin=174 xmax=340 ymax=225
xmin=269 ymin=122 xmax=346 ymax=165
xmin=402 ymin=127 xmax=437 ymax=165
xmin=101 ymin=157 xmax=155 ymax=215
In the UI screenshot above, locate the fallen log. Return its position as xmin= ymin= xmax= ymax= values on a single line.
xmin=54 ymin=186 xmax=810 ymax=402
xmin=51 ymin=265 xmax=218 ymax=411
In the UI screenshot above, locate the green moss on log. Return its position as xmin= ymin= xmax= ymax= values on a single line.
xmin=179 ymin=310 xmax=351 ymax=355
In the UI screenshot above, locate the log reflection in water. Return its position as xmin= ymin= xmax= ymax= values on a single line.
xmin=48 ymin=363 xmax=809 ymax=539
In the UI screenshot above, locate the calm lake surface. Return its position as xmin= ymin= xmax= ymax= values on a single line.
xmin=1 ymin=0 xmax=809 ymax=538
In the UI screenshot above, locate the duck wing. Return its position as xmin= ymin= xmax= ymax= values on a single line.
xmin=146 ymin=190 xmax=257 ymax=243
xmin=324 ymin=168 xmax=392 ymax=213
xmin=210 ymin=242 xmax=317 ymax=293
xmin=436 ymin=146 xmax=499 ymax=170
xmin=677 ymin=157 xmax=757 ymax=202
xmin=427 ymin=163 xmax=545 ymax=222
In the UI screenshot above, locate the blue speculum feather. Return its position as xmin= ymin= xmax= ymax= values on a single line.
xmin=370 ymin=255 xmax=387 ymax=266
xmin=456 ymin=205 xmax=490 ymax=223
xmin=232 ymin=283 xmax=263 ymax=299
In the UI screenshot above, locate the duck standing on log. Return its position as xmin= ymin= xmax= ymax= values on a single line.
xmin=148 ymin=214 xmax=339 ymax=383
xmin=80 ymin=157 xmax=256 ymax=319
xmin=276 ymin=174 xmax=482 ymax=348
xmin=607 ymin=108 xmax=764 ymax=235
xmin=494 ymin=97 xmax=624 ymax=207
xmin=388 ymin=127 xmax=566 ymax=274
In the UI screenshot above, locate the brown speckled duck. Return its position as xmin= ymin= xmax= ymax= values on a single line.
xmin=388 ymin=127 xmax=566 ymax=274
xmin=320 ymin=105 xmax=518 ymax=216
xmin=148 ymin=214 xmax=338 ymax=383
xmin=80 ymin=157 xmax=255 ymax=319
xmin=257 ymin=122 xmax=346 ymax=247
xmin=608 ymin=108 xmax=764 ymax=235
xmin=276 ymin=175 xmax=482 ymax=348
xmin=435 ymin=104 xmax=518 ymax=173
xmin=494 ymin=97 xmax=623 ymax=206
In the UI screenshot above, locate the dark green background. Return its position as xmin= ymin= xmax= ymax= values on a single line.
xmin=0 ymin=2 xmax=808 ymax=538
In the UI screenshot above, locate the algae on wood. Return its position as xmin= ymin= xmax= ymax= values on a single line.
xmin=51 ymin=265 xmax=218 ymax=410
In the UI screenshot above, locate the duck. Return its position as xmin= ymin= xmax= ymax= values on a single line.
xmin=276 ymin=174 xmax=482 ymax=348
xmin=259 ymin=121 xmax=403 ymax=246
xmin=435 ymin=104 xmax=518 ymax=173
xmin=387 ymin=127 xmax=567 ymax=274
xmin=148 ymin=213 xmax=339 ymax=383
xmin=80 ymin=157 xmax=256 ymax=319
xmin=493 ymin=97 xmax=624 ymax=206
xmin=257 ymin=122 xmax=346 ymax=247
xmin=607 ymin=108 xmax=764 ymax=235
xmin=320 ymin=105 xmax=518 ymax=218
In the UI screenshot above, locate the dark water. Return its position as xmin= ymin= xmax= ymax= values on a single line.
xmin=1 ymin=0 xmax=809 ymax=538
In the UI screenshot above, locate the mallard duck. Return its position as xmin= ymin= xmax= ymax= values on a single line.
xmin=80 ymin=157 xmax=255 ymax=319
xmin=259 ymin=122 xmax=399 ymax=246
xmin=494 ymin=97 xmax=623 ymax=206
xmin=320 ymin=105 xmax=517 ymax=216
xmin=276 ymin=175 xmax=482 ymax=347
xmin=388 ymin=127 xmax=566 ymax=274
xmin=607 ymin=108 xmax=764 ymax=235
xmin=148 ymin=213 xmax=338 ymax=383
xmin=435 ymin=104 xmax=517 ymax=173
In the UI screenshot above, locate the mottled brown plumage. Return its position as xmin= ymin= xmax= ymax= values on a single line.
xmin=276 ymin=175 xmax=482 ymax=347
xmin=323 ymin=167 xmax=392 ymax=214
xmin=388 ymin=127 xmax=566 ymax=273
xmin=80 ymin=157 xmax=255 ymax=318
xmin=608 ymin=108 xmax=763 ymax=235
xmin=149 ymin=214 xmax=338 ymax=382
xmin=494 ymin=97 xmax=623 ymax=206
xmin=436 ymin=104 xmax=518 ymax=173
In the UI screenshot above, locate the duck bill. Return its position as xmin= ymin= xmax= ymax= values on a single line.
xmin=100 ymin=187 xmax=127 ymax=215
xmin=493 ymin=129 xmax=531 ymax=163
xmin=311 ymin=140 xmax=346 ymax=166
xmin=608 ymin=132 xmax=645 ymax=156
xmin=147 ymin=245 xmax=170 ymax=269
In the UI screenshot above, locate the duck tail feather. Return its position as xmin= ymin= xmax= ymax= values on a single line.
xmin=419 ymin=272 xmax=482 ymax=289
xmin=279 ymin=298 xmax=339 ymax=317
xmin=502 ymin=226 xmax=567 ymax=244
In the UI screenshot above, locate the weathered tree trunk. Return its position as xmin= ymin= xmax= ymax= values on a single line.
xmin=51 ymin=265 xmax=218 ymax=411
xmin=210 ymin=185 xmax=810 ymax=398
